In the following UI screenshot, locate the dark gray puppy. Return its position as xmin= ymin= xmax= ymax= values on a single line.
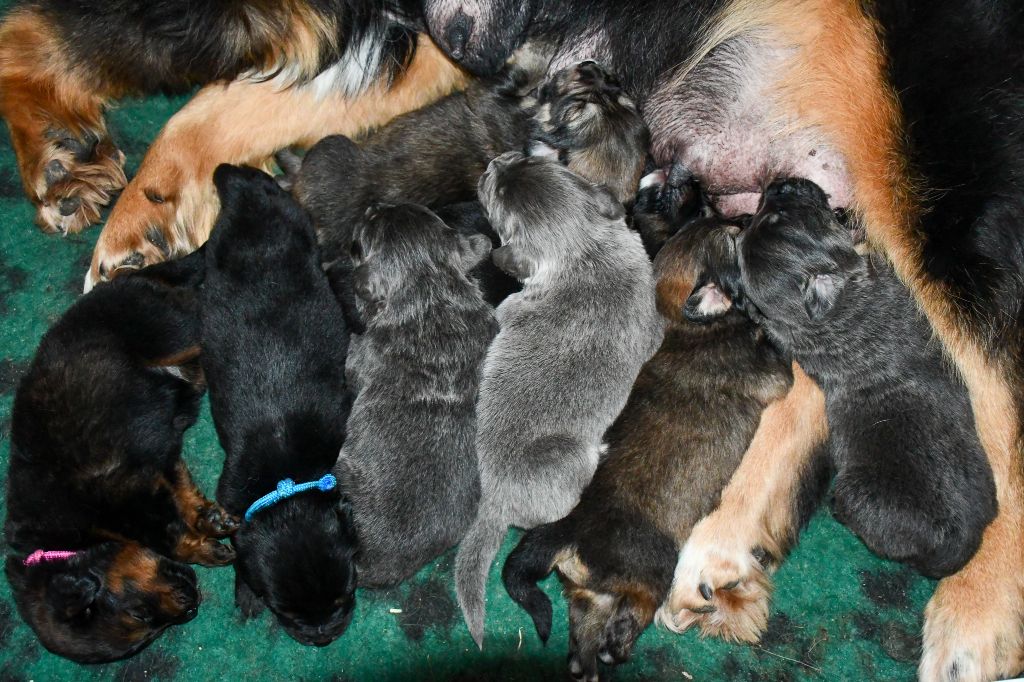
xmin=336 ymin=203 xmax=498 ymax=588
xmin=727 ymin=178 xmax=997 ymax=578
xmin=455 ymin=152 xmax=664 ymax=648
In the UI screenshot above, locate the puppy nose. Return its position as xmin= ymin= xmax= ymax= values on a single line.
xmin=445 ymin=12 xmax=473 ymax=60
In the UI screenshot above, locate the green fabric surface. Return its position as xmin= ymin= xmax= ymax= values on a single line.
xmin=0 ymin=2 xmax=932 ymax=678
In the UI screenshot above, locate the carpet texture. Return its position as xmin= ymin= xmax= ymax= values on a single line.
xmin=0 ymin=3 xmax=931 ymax=679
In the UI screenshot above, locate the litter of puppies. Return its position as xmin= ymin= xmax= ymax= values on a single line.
xmin=1 ymin=0 xmax=1020 ymax=678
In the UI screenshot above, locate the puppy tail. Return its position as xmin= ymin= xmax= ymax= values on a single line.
xmin=455 ymin=514 xmax=508 ymax=649
xmin=502 ymin=520 xmax=574 ymax=644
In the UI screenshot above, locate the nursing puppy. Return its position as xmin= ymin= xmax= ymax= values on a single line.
xmin=503 ymin=217 xmax=792 ymax=681
xmin=295 ymin=60 xmax=648 ymax=262
xmin=728 ymin=178 xmax=997 ymax=578
xmin=339 ymin=202 xmax=496 ymax=587
xmin=201 ymin=165 xmax=357 ymax=647
xmin=5 ymin=254 xmax=234 ymax=663
xmin=456 ymin=152 xmax=663 ymax=647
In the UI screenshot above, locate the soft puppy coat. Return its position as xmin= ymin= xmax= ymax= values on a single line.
xmin=728 ymin=178 xmax=997 ymax=578
xmin=337 ymin=202 xmax=496 ymax=587
xmin=200 ymin=165 xmax=357 ymax=647
xmin=5 ymin=254 xmax=234 ymax=663
xmin=502 ymin=215 xmax=793 ymax=681
xmin=456 ymin=152 xmax=664 ymax=647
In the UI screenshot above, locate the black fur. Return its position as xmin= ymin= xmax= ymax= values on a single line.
xmin=731 ymin=178 xmax=998 ymax=578
xmin=17 ymin=0 xmax=418 ymax=93
xmin=4 ymin=253 xmax=231 ymax=663
xmin=201 ymin=165 xmax=357 ymax=647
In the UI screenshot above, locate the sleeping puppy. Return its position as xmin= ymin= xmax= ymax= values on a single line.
xmin=726 ymin=178 xmax=997 ymax=577
xmin=502 ymin=217 xmax=793 ymax=682
xmin=456 ymin=152 xmax=664 ymax=648
xmin=338 ymin=202 xmax=496 ymax=587
xmin=201 ymin=165 xmax=357 ymax=647
xmin=530 ymin=60 xmax=649 ymax=203
xmin=5 ymin=253 xmax=234 ymax=663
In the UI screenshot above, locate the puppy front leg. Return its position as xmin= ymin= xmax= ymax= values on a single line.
xmin=661 ymin=364 xmax=828 ymax=643
xmin=234 ymin=572 xmax=267 ymax=619
xmin=164 ymin=461 xmax=237 ymax=566
xmin=88 ymin=37 xmax=466 ymax=288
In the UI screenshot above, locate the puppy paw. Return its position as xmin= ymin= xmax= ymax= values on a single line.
xmin=176 ymin=535 xmax=236 ymax=567
xmin=195 ymin=505 xmax=240 ymax=538
xmin=235 ymin=577 xmax=267 ymax=620
xmin=659 ymin=515 xmax=770 ymax=643
xmin=919 ymin=573 xmax=1024 ymax=682
xmin=32 ymin=130 xmax=126 ymax=235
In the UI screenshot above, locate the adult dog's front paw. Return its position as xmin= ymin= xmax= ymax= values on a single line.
xmin=31 ymin=130 xmax=126 ymax=235
xmin=659 ymin=514 xmax=771 ymax=644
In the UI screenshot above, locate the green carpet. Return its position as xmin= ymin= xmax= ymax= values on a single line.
xmin=0 ymin=4 xmax=932 ymax=679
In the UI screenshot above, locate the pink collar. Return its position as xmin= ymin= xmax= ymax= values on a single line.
xmin=23 ymin=550 xmax=78 ymax=566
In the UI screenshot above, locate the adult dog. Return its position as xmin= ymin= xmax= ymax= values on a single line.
xmin=0 ymin=0 xmax=465 ymax=288
xmin=423 ymin=1 xmax=1024 ymax=680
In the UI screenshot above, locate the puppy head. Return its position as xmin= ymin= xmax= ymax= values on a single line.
xmin=209 ymin=164 xmax=317 ymax=271
xmin=532 ymin=61 xmax=650 ymax=203
xmin=738 ymin=178 xmax=864 ymax=325
xmin=5 ymin=543 xmax=199 ymax=663
xmin=478 ymin=152 xmax=625 ymax=281
xmin=651 ymin=216 xmax=743 ymax=324
xmin=234 ymin=498 xmax=358 ymax=647
xmin=631 ymin=165 xmax=713 ymax=258
xmin=349 ymin=203 xmax=490 ymax=318
xmin=565 ymin=586 xmax=656 ymax=681
xmin=423 ymin=0 xmax=533 ymax=76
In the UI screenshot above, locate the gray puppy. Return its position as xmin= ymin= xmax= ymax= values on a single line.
xmin=336 ymin=203 xmax=498 ymax=587
xmin=455 ymin=152 xmax=664 ymax=647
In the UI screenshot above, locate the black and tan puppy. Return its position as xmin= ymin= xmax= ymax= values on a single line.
xmin=200 ymin=165 xmax=357 ymax=647
xmin=338 ymin=202 xmax=496 ymax=587
xmin=502 ymin=217 xmax=793 ymax=682
xmin=728 ymin=178 xmax=997 ymax=578
xmin=4 ymin=254 xmax=235 ymax=663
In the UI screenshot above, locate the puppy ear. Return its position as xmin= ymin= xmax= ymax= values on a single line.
xmin=684 ymin=281 xmax=733 ymax=322
xmin=48 ymin=573 xmax=101 ymax=620
xmin=592 ymin=185 xmax=626 ymax=221
xmin=492 ymin=245 xmax=536 ymax=281
xmin=457 ymin=233 xmax=493 ymax=271
xmin=802 ymin=273 xmax=845 ymax=321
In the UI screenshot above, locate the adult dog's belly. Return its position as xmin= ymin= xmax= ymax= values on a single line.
xmin=642 ymin=38 xmax=854 ymax=218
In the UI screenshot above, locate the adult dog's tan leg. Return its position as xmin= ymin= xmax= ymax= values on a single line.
xmin=0 ymin=7 xmax=126 ymax=235
xmin=88 ymin=37 xmax=465 ymax=289
xmin=659 ymin=365 xmax=827 ymax=643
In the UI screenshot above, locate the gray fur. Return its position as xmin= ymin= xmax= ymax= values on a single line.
xmin=455 ymin=152 xmax=664 ymax=647
xmin=335 ymin=203 xmax=498 ymax=588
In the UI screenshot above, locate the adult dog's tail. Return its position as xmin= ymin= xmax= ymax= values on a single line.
xmin=455 ymin=513 xmax=508 ymax=649
xmin=501 ymin=518 xmax=578 ymax=644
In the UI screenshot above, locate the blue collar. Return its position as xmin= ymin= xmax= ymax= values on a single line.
xmin=244 ymin=474 xmax=338 ymax=522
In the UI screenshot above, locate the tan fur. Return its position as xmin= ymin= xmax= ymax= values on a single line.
xmin=0 ymin=7 xmax=126 ymax=232
xmin=89 ymin=36 xmax=467 ymax=283
xmin=660 ymin=364 xmax=826 ymax=643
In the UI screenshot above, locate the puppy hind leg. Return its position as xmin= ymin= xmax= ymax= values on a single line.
xmin=88 ymin=37 xmax=467 ymax=289
xmin=0 ymin=7 xmax=126 ymax=235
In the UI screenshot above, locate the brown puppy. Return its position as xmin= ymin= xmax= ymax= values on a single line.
xmin=501 ymin=216 xmax=798 ymax=681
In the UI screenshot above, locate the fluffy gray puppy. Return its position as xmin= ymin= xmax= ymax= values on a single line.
xmin=336 ymin=203 xmax=498 ymax=587
xmin=456 ymin=152 xmax=664 ymax=647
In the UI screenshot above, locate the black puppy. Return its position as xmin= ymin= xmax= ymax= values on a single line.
xmin=201 ymin=165 xmax=357 ymax=647
xmin=5 ymin=254 xmax=235 ymax=663
xmin=725 ymin=178 xmax=997 ymax=578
